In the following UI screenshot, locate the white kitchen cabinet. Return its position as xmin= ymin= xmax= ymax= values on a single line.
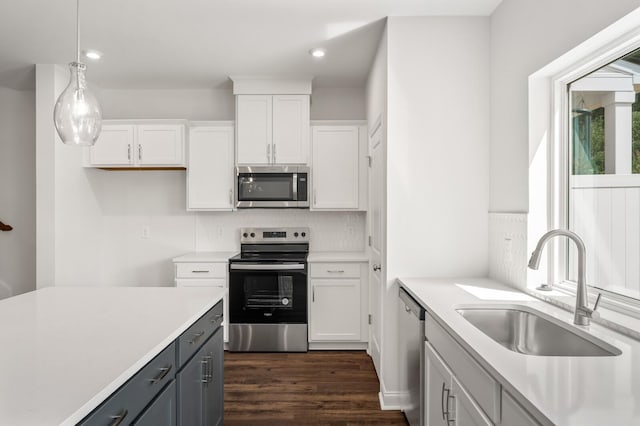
xmin=89 ymin=124 xmax=135 ymax=166
xmin=312 ymin=126 xmax=359 ymax=209
xmin=311 ymin=122 xmax=367 ymax=211
xmin=308 ymin=261 xmax=367 ymax=345
xmin=187 ymin=124 xmax=235 ymax=211
xmin=236 ymin=94 xmax=309 ymax=165
xmin=87 ymin=121 xmax=185 ymax=168
xmin=501 ymin=391 xmax=540 ymax=426
xmin=136 ymin=124 xmax=184 ymax=166
xmin=174 ymin=258 xmax=229 ymax=343
xmin=425 ymin=342 xmax=492 ymax=426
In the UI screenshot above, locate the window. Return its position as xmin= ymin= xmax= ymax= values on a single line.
xmin=567 ymin=47 xmax=640 ymax=301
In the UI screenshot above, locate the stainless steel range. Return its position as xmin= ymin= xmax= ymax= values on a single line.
xmin=228 ymin=227 xmax=309 ymax=352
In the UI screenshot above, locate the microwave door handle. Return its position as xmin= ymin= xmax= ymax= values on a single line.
xmin=292 ymin=173 xmax=298 ymax=201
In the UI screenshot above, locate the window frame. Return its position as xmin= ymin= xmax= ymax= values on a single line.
xmin=528 ymin=8 xmax=640 ymax=319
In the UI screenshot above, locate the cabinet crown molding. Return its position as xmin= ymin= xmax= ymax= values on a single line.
xmin=230 ymin=76 xmax=313 ymax=95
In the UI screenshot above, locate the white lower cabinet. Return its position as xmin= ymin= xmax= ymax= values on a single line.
xmin=425 ymin=342 xmax=491 ymax=426
xmin=424 ymin=311 xmax=543 ymax=426
xmin=174 ymin=260 xmax=229 ymax=343
xmin=501 ymin=391 xmax=540 ymax=426
xmin=308 ymin=261 xmax=368 ymax=346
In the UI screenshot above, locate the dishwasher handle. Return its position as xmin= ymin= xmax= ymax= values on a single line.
xmin=399 ymin=288 xmax=425 ymax=320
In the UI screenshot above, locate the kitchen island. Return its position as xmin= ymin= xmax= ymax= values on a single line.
xmin=0 ymin=286 xmax=225 ymax=425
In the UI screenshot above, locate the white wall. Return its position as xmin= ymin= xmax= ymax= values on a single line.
xmin=0 ymin=87 xmax=36 ymax=298
xmin=35 ymin=76 xmax=367 ymax=287
xmin=490 ymin=0 xmax=640 ymax=212
xmin=367 ymin=16 xmax=490 ymax=406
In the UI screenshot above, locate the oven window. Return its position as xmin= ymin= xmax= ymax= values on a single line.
xmin=238 ymin=174 xmax=293 ymax=201
xmin=244 ymin=276 xmax=294 ymax=309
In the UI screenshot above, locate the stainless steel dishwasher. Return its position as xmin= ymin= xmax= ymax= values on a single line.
xmin=398 ymin=287 xmax=425 ymax=426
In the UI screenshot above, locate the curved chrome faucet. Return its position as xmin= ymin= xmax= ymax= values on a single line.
xmin=528 ymin=229 xmax=601 ymax=326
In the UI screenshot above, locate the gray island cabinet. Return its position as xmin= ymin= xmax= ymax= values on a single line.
xmin=79 ymin=301 xmax=224 ymax=426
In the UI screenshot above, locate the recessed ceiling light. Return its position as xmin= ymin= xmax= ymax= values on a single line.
xmin=83 ymin=49 xmax=103 ymax=60
xmin=309 ymin=48 xmax=326 ymax=58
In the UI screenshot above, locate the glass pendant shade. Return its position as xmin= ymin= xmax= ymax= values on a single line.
xmin=53 ymin=62 xmax=102 ymax=146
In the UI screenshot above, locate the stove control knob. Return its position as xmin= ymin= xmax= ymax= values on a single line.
xmin=294 ymin=232 xmax=299 ymax=237
xmin=301 ymin=232 xmax=306 ymax=237
xmin=242 ymin=232 xmax=248 ymax=238
xmin=250 ymin=232 xmax=255 ymax=238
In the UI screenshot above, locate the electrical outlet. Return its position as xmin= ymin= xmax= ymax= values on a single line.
xmin=142 ymin=226 xmax=151 ymax=239
xmin=347 ymin=226 xmax=355 ymax=236
xmin=504 ymin=237 xmax=513 ymax=262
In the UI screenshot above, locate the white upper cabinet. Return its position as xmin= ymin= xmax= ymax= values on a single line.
xmin=136 ymin=124 xmax=185 ymax=166
xmin=311 ymin=124 xmax=367 ymax=210
xmin=87 ymin=121 xmax=185 ymax=168
xmin=236 ymin=95 xmax=272 ymax=165
xmin=272 ymin=95 xmax=309 ymax=164
xmin=236 ymin=94 xmax=309 ymax=165
xmin=187 ymin=124 xmax=235 ymax=211
xmin=89 ymin=124 xmax=135 ymax=166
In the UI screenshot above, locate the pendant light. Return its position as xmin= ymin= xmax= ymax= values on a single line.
xmin=53 ymin=0 xmax=102 ymax=146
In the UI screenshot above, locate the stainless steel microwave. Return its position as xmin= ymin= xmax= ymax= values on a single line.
xmin=236 ymin=166 xmax=309 ymax=208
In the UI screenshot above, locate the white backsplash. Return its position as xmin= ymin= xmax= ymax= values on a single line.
xmin=195 ymin=210 xmax=367 ymax=252
xmin=488 ymin=212 xmax=528 ymax=289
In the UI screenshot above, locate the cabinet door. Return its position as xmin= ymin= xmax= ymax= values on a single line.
xmin=312 ymin=126 xmax=359 ymax=209
xmin=309 ymin=278 xmax=361 ymax=341
xmin=89 ymin=124 xmax=135 ymax=166
xmin=425 ymin=342 xmax=454 ymax=426
xmin=187 ymin=126 xmax=235 ymax=210
xmin=501 ymin=391 xmax=540 ymax=426
xmin=137 ymin=124 xmax=185 ymax=166
xmin=204 ymin=328 xmax=224 ymax=426
xmin=236 ymin=95 xmax=272 ymax=164
xmin=177 ymin=343 xmax=206 ymax=425
xmin=452 ymin=376 xmax=493 ymax=426
xmin=272 ymin=95 xmax=309 ymax=164
xmin=133 ymin=380 xmax=176 ymax=426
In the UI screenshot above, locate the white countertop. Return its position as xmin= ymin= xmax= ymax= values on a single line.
xmin=172 ymin=251 xmax=237 ymax=262
xmin=0 ymin=286 xmax=225 ymax=426
xmin=398 ymin=277 xmax=640 ymax=426
xmin=307 ymin=251 xmax=368 ymax=262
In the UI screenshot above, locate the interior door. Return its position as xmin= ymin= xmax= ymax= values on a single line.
xmin=368 ymin=122 xmax=384 ymax=374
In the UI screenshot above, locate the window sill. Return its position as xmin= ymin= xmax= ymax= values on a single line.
xmin=525 ymin=284 xmax=640 ymax=341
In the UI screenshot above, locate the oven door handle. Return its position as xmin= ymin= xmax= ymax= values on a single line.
xmin=230 ymin=263 xmax=306 ymax=271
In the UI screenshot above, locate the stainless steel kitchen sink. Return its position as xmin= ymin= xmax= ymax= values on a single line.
xmin=456 ymin=306 xmax=621 ymax=357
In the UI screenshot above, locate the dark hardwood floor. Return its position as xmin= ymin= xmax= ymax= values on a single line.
xmin=224 ymin=351 xmax=409 ymax=425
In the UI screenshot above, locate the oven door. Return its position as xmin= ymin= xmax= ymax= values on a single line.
xmin=229 ymin=263 xmax=307 ymax=324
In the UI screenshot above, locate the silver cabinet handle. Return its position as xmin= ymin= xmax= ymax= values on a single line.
xmin=200 ymin=356 xmax=211 ymax=384
xmin=312 ymin=286 xmax=315 ymax=302
xmin=273 ymin=143 xmax=276 ymax=163
xmin=191 ymin=270 xmax=210 ymax=274
xmin=373 ymin=264 xmax=381 ymax=272
xmin=149 ymin=365 xmax=172 ymax=385
xmin=189 ymin=331 xmax=205 ymax=345
xmin=209 ymin=314 xmax=223 ymax=323
xmin=127 ymin=144 xmax=131 ymax=161
xmin=441 ymin=382 xmax=447 ymax=420
xmin=327 ymin=270 xmax=345 ymax=273
xmin=313 ymin=188 xmax=317 ymax=206
xmin=109 ymin=410 xmax=128 ymax=426
xmin=229 ymin=189 xmax=233 ymax=206
xmin=138 ymin=144 xmax=142 ymax=161
xmin=267 ymin=144 xmax=271 ymax=163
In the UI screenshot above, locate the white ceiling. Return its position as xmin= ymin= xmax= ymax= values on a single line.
xmin=0 ymin=0 xmax=502 ymax=90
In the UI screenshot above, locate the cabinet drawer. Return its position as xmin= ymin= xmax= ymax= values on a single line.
xmin=310 ymin=262 xmax=361 ymax=278
xmin=175 ymin=262 xmax=226 ymax=278
xmin=79 ymin=342 xmax=176 ymax=425
xmin=176 ymin=278 xmax=225 ymax=287
xmin=177 ymin=301 xmax=223 ymax=367
xmin=426 ymin=313 xmax=501 ymax=423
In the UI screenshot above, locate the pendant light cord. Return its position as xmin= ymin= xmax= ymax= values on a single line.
xmin=76 ymin=0 xmax=80 ymax=64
